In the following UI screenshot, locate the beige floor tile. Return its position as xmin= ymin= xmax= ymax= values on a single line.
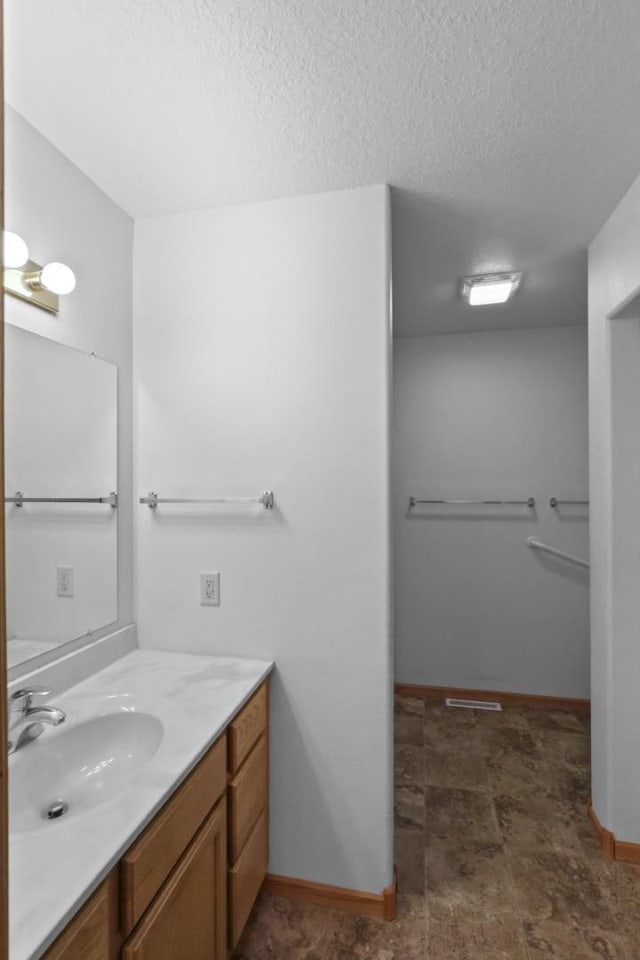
xmin=427 ymin=908 xmax=528 ymax=959
xmin=473 ymin=704 xmax=530 ymax=730
xmin=600 ymin=860 xmax=640 ymax=941
xmin=238 ymin=702 xmax=640 ymax=960
xmin=524 ymin=707 xmax=589 ymax=733
xmin=523 ymin=918 xmax=628 ymax=959
xmin=424 ymin=702 xmax=477 ymax=752
xmin=394 ymin=827 xmax=425 ymax=896
xmin=395 ymin=696 xmax=424 ymax=745
xmin=235 ymin=894 xmax=343 ymax=960
xmin=395 ymin=742 xmax=423 ymax=788
xmin=321 ymin=894 xmax=426 ymax=960
xmin=426 ymin=784 xmax=500 ymax=841
xmin=534 ymin=727 xmax=591 ymax=771
xmin=395 ymin=781 xmax=425 ymax=830
xmin=424 ymin=745 xmax=490 ymax=792
xmin=508 ymin=850 xmax=615 ymax=930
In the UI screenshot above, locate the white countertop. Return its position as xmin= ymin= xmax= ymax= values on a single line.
xmin=9 ymin=649 xmax=274 ymax=960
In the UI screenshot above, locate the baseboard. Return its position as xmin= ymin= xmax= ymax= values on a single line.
xmin=395 ymin=682 xmax=590 ymax=712
xmin=587 ymin=801 xmax=615 ymax=858
xmin=588 ymin=801 xmax=640 ymax=863
xmin=263 ymin=866 xmax=397 ymax=921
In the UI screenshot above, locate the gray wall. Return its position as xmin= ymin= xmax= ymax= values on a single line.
xmin=589 ymin=167 xmax=640 ymax=843
xmin=394 ymin=325 xmax=589 ymax=697
xmin=133 ymin=186 xmax=394 ymax=893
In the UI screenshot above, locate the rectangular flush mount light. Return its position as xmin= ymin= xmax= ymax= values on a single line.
xmin=461 ymin=272 xmax=522 ymax=306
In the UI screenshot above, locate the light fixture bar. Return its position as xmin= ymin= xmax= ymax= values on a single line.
xmin=461 ymin=272 xmax=522 ymax=306
xmin=4 ymin=259 xmax=60 ymax=313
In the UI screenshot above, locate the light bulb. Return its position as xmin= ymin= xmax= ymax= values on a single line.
xmin=461 ymin=272 xmax=522 ymax=307
xmin=468 ymin=280 xmax=514 ymax=305
xmin=40 ymin=262 xmax=76 ymax=295
xmin=3 ymin=231 xmax=29 ymax=269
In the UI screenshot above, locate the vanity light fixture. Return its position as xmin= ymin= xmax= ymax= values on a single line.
xmin=461 ymin=272 xmax=522 ymax=306
xmin=3 ymin=231 xmax=76 ymax=314
xmin=3 ymin=231 xmax=29 ymax=268
xmin=27 ymin=262 xmax=77 ymax=296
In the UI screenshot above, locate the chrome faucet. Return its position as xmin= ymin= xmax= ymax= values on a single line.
xmin=7 ymin=686 xmax=66 ymax=755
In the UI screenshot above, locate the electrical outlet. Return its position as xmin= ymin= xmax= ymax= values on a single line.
xmin=57 ymin=565 xmax=74 ymax=598
xmin=200 ymin=572 xmax=220 ymax=607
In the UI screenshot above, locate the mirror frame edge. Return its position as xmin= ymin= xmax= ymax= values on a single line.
xmin=1 ymin=0 xmax=9 ymax=955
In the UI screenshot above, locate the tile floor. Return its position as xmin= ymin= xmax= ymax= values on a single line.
xmin=236 ymin=695 xmax=640 ymax=959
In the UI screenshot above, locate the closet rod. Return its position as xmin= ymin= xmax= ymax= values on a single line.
xmin=527 ymin=537 xmax=589 ymax=569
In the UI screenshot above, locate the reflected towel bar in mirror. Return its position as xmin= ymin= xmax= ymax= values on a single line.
xmin=549 ymin=498 xmax=589 ymax=507
xmin=6 ymin=491 xmax=118 ymax=508
xmin=409 ymin=496 xmax=535 ymax=507
xmin=140 ymin=491 xmax=275 ymax=510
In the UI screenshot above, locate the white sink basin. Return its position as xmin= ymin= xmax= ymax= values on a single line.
xmin=9 ymin=712 xmax=164 ymax=833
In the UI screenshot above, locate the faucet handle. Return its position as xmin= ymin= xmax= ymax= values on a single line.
xmin=10 ymin=685 xmax=52 ymax=713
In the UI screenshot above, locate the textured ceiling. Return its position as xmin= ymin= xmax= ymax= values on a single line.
xmin=7 ymin=0 xmax=640 ymax=335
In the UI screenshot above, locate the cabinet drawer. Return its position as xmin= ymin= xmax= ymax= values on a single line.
xmin=122 ymin=799 xmax=227 ymax=960
xmin=121 ymin=733 xmax=227 ymax=935
xmin=229 ymin=735 xmax=267 ymax=862
xmin=43 ymin=872 xmax=118 ymax=960
xmin=229 ymin=683 xmax=267 ymax=774
xmin=228 ymin=808 xmax=268 ymax=949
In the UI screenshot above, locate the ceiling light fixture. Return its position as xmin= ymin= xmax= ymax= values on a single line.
xmin=3 ymin=232 xmax=76 ymax=313
xmin=461 ymin=272 xmax=522 ymax=306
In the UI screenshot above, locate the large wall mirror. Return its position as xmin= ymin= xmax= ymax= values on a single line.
xmin=4 ymin=324 xmax=118 ymax=671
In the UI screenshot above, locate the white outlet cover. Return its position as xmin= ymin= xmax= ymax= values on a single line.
xmin=57 ymin=565 xmax=74 ymax=598
xmin=200 ymin=571 xmax=220 ymax=607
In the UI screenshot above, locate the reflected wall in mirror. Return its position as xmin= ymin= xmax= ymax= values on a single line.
xmin=4 ymin=324 xmax=118 ymax=669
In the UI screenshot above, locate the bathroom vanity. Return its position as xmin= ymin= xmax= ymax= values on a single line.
xmin=8 ymin=650 xmax=273 ymax=960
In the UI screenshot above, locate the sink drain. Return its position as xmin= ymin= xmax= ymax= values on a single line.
xmin=44 ymin=800 xmax=69 ymax=821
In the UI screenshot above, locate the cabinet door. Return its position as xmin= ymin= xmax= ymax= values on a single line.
xmin=121 ymin=733 xmax=227 ymax=936
xmin=122 ymin=798 xmax=227 ymax=960
xmin=43 ymin=872 xmax=119 ymax=960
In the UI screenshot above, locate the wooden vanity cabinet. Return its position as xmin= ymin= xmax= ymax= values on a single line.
xmin=121 ymin=799 xmax=227 ymax=960
xmin=120 ymin=734 xmax=227 ymax=935
xmin=42 ymin=872 xmax=120 ymax=960
xmin=41 ymin=678 xmax=270 ymax=960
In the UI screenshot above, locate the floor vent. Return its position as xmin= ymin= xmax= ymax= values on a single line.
xmin=445 ymin=697 xmax=502 ymax=711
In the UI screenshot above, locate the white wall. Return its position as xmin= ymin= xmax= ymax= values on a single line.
xmin=394 ymin=325 xmax=590 ymax=697
xmin=133 ymin=186 xmax=393 ymax=894
xmin=589 ymin=170 xmax=640 ymax=843
xmin=5 ymin=107 xmax=134 ymax=665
